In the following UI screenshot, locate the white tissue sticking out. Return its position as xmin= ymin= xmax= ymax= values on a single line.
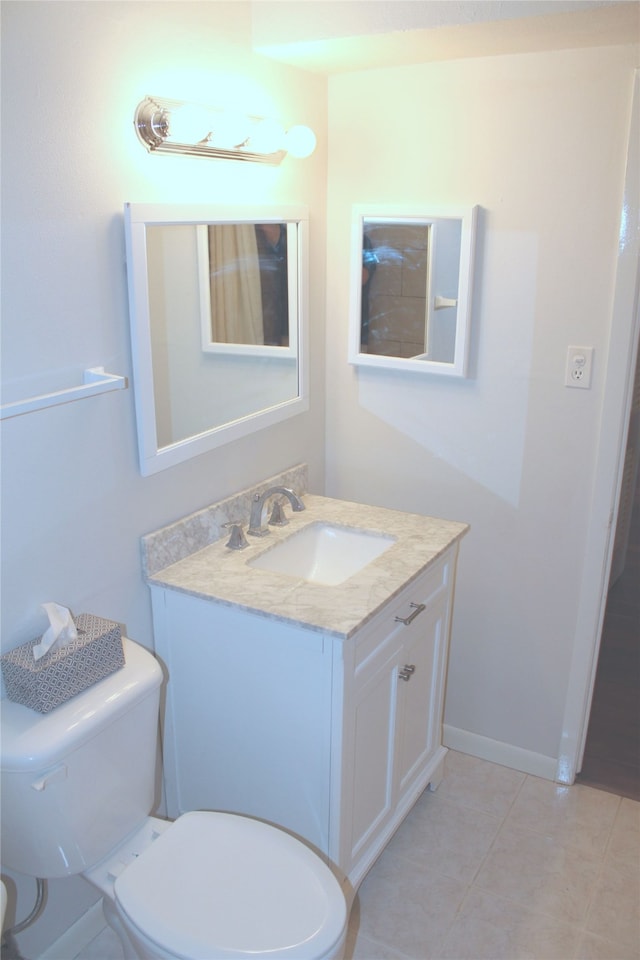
xmin=33 ymin=602 xmax=78 ymax=661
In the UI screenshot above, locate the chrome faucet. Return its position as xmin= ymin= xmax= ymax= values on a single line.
xmin=248 ymin=486 xmax=305 ymax=537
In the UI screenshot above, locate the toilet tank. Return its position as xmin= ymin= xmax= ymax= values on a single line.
xmin=0 ymin=638 xmax=163 ymax=878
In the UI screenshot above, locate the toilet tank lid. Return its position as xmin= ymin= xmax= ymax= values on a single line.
xmin=0 ymin=638 xmax=163 ymax=772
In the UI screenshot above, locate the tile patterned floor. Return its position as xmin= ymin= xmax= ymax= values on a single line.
xmin=75 ymin=751 xmax=640 ymax=960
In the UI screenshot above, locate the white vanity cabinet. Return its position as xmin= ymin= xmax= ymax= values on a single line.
xmin=151 ymin=544 xmax=459 ymax=891
xmin=338 ymin=552 xmax=453 ymax=883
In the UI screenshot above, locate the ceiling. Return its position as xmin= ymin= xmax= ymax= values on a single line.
xmin=250 ymin=1 xmax=640 ymax=73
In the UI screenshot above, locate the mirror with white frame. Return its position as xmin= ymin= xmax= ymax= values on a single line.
xmin=124 ymin=203 xmax=308 ymax=475
xmin=349 ymin=205 xmax=477 ymax=377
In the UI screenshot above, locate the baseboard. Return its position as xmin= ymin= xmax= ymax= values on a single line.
xmin=38 ymin=900 xmax=106 ymax=960
xmin=443 ymin=724 xmax=558 ymax=781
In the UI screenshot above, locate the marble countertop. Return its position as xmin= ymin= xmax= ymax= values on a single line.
xmin=148 ymin=494 xmax=469 ymax=638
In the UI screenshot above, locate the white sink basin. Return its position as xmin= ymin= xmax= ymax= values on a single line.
xmin=248 ymin=522 xmax=396 ymax=585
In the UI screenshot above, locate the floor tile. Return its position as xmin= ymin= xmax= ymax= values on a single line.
xmin=575 ymin=931 xmax=640 ymax=960
xmin=505 ymin=775 xmax=621 ymax=857
xmin=436 ymin=750 xmax=526 ymax=819
xmin=384 ymin=787 xmax=502 ymax=884
xmin=355 ymin=847 xmax=467 ymax=959
xmin=474 ymin=820 xmax=602 ymax=924
xmin=606 ymin=796 xmax=640 ymax=865
xmin=74 ymin=924 xmax=123 ymax=959
xmin=350 ymin=934 xmax=411 ymax=959
xmin=585 ymin=846 xmax=640 ymax=949
xmin=436 ymin=887 xmax=581 ymax=960
xmin=348 ymin=918 xmax=415 ymax=960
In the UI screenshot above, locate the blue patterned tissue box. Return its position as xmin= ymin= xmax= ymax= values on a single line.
xmin=1 ymin=614 xmax=125 ymax=713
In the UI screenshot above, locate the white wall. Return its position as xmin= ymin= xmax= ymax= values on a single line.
xmin=0 ymin=2 xmax=327 ymax=954
xmin=325 ymin=46 xmax=638 ymax=776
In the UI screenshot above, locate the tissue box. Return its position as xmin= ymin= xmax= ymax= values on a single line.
xmin=1 ymin=614 xmax=125 ymax=713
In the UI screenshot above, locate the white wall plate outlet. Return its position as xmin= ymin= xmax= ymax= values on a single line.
xmin=565 ymin=346 xmax=594 ymax=389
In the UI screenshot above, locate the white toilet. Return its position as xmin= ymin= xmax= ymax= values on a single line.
xmin=0 ymin=638 xmax=348 ymax=960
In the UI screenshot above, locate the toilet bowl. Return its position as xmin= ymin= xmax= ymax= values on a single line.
xmin=0 ymin=638 xmax=347 ymax=960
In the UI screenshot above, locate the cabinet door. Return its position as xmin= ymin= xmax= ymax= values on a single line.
xmin=394 ymin=594 xmax=448 ymax=799
xmin=347 ymin=645 xmax=400 ymax=866
xmin=341 ymin=552 xmax=456 ymax=887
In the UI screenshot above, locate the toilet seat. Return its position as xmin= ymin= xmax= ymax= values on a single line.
xmin=114 ymin=811 xmax=347 ymax=960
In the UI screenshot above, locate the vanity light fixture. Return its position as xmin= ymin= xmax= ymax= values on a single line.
xmin=134 ymin=95 xmax=316 ymax=164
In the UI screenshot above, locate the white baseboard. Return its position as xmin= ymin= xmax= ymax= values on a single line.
xmin=39 ymin=900 xmax=106 ymax=960
xmin=443 ymin=724 xmax=558 ymax=781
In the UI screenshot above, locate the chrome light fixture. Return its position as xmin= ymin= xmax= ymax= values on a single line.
xmin=134 ymin=95 xmax=316 ymax=165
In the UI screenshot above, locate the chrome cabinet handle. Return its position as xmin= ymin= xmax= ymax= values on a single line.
xmin=398 ymin=664 xmax=416 ymax=681
xmin=394 ymin=602 xmax=426 ymax=626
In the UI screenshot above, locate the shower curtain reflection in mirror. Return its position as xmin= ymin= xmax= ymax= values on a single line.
xmin=207 ymin=223 xmax=289 ymax=347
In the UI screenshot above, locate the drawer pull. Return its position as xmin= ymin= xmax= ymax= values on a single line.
xmin=399 ymin=664 xmax=416 ymax=681
xmin=395 ymin=602 xmax=426 ymax=626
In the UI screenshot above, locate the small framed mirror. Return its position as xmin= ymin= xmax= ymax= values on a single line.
xmin=124 ymin=203 xmax=308 ymax=475
xmin=349 ymin=204 xmax=477 ymax=377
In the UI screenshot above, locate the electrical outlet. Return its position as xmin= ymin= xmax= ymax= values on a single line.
xmin=565 ymin=346 xmax=593 ymax=389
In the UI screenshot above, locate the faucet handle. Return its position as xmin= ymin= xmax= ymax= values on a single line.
xmin=268 ymin=499 xmax=289 ymax=527
xmin=223 ymin=522 xmax=249 ymax=550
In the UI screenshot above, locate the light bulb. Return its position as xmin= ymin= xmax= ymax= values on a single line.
xmin=168 ymin=104 xmax=212 ymax=144
xmin=248 ymin=118 xmax=285 ymax=155
xmin=284 ymin=125 xmax=317 ymax=159
xmin=212 ymin=111 xmax=250 ymax=149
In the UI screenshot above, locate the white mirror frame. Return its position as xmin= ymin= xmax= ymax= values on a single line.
xmin=124 ymin=203 xmax=309 ymax=475
xmin=348 ymin=204 xmax=477 ymax=378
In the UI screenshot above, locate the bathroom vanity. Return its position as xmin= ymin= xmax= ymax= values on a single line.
xmin=146 ymin=482 xmax=467 ymax=892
